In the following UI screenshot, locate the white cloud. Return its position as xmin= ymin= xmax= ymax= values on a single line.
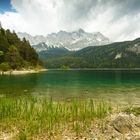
xmin=0 ymin=0 xmax=140 ymax=41
xmin=0 ymin=0 xmax=63 ymax=35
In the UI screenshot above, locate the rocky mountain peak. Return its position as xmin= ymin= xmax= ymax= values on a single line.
xmin=17 ymin=29 xmax=111 ymax=51
xmin=77 ymin=28 xmax=85 ymax=33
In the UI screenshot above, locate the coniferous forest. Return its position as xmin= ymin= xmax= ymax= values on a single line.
xmin=0 ymin=28 xmax=42 ymax=71
xmin=39 ymin=38 xmax=140 ymax=69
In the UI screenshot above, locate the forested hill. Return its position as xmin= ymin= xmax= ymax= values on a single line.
xmin=0 ymin=28 xmax=42 ymax=71
xmin=42 ymin=38 xmax=140 ymax=68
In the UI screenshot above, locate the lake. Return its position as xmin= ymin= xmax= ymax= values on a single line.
xmin=0 ymin=70 xmax=140 ymax=104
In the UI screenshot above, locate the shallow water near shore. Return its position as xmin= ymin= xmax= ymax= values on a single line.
xmin=0 ymin=70 xmax=140 ymax=104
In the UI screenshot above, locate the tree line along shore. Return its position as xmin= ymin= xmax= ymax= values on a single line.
xmin=0 ymin=28 xmax=43 ymax=73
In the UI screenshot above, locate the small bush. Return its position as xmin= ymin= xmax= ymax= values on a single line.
xmin=0 ymin=62 xmax=10 ymax=71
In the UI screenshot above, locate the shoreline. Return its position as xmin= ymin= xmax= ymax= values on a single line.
xmin=1 ymin=68 xmax=140 ymax=74
xmin=0 ymin=69 xmax=47 ymax=75
xmin=48 ymin=68 xmax=140 ymax=71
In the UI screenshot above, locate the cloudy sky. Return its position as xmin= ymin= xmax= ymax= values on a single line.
xmin=0 ymin=0 xmax=140 ymax=41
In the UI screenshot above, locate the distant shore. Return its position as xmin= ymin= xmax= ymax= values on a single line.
xmin=48 ymin=68 xmax=140 ymax=71
xmin=0 ymin=69 xmax=47 ymax=75
xmin=1 ymin=68 xmax=140 ymax=75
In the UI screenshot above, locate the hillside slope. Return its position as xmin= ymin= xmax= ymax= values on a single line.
xmin=42 ymin=38 xmax=140 ymax=68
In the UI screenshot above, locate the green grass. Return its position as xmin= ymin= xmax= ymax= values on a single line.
xmin=0 ymin=96 xmax=112 ymax=139
xmin=124 ymin=106 xmax=140 ymax=116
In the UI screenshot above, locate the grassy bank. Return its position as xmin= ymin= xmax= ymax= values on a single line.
xmin=0 ymin=96 xmax=111 ymax=139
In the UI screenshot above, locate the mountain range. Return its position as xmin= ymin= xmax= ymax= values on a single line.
xmin=17 ymin=29 xmax=140 ymax=69
xmin=39 ymin=38 xmax=140 ymax=68
xmin=17 ymin=29 xmax=110 ymax=51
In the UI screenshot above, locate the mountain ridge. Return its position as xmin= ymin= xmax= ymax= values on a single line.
xmin=17 ymin=29 xmax=110 ymax=51
xmin=40 ymin=37 xmax=140 ymax=68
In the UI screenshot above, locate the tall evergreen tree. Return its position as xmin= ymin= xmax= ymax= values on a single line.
xmin=0 ymin=28 xmax=42 ymax=71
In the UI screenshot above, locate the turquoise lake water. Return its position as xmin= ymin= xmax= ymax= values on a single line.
xmin=0 ymin=70 xmax=140 ymax=103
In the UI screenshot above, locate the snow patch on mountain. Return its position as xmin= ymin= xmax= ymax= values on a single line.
xmin=17 ymin=29 xmax=111 ymax=51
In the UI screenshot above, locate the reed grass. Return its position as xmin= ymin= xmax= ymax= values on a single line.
xmin=0 ymin=96 xmax=112 ymax=138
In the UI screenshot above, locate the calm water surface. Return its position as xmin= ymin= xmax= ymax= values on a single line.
xmin=0 ymin=70 xmax=140 ymax=103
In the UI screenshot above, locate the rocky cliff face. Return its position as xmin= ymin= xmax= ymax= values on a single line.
xmin=17 ymin=29 xmax=110 ymax=51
